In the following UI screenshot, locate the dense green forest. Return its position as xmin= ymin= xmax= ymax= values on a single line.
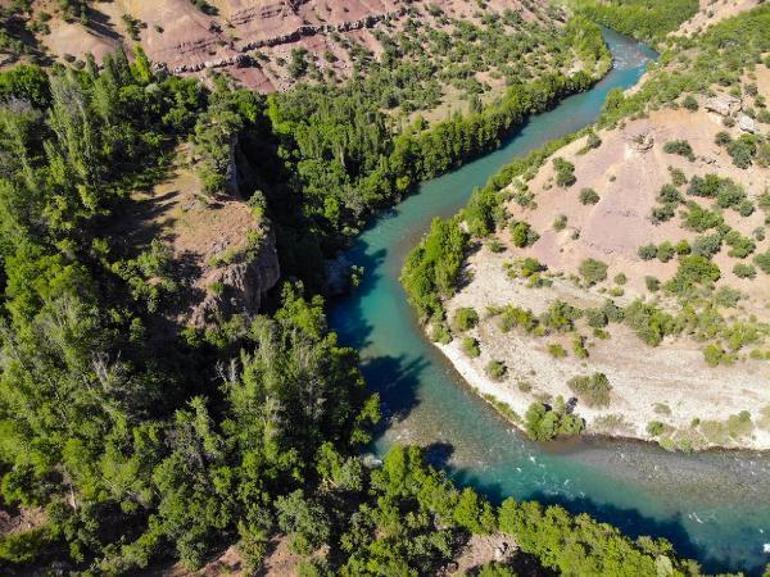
xmin=570 ymin=0 xmax=700 ymax=46
xmin=0 ymin=4 xmax=752 ymax=575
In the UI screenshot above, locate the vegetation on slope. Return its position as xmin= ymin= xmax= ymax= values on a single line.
xmin=571 ymin=0 xmax=700 ymax=46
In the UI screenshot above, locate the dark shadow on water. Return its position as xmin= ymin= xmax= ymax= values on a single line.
xmin=361 ymin=353 xmax=430 ymax=429
xmin=424 ymin=442 xmax=455 ymax=470
xmin=446 ymin=466 xmax=762 ymax=576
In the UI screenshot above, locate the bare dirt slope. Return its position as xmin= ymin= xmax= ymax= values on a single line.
xmin=675 ymin=0 xmax=763 ymax=36
xmin=6 ymin=0 xmax=552 ymax=91
xmin=442 ymin=66 xmax=770 ymax=450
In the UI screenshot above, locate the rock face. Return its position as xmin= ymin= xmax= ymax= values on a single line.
xmin=738 ymin=113 xmax=757 ymax=133
xmin=705 ymin=94 xmax=742 ymax=117
xmin=190 ymin=228 xmax=281 ymax=327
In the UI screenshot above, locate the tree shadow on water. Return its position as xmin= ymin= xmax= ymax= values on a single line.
xmin=361 ymin=352 xmax=430 ymax=431
xmin=446 ymin=467 xmax=760 ymax=576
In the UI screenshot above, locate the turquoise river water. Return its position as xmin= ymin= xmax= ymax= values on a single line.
xmin=329 ymin=28 xmax=770 ymax=575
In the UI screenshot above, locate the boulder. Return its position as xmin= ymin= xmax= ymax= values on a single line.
xmin=626 ymin=129 xmax=654 ymax=152
xmin=738 ymin=114 xmax=756 ymax=133
xmin=705 ymin=94 xmax=742 ymax=117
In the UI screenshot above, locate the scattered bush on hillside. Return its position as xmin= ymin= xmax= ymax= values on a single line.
xmin=579 ymin=258 xmax=608 ymax=286
xmin=568 ymin=372 xmax=612 ymax=407
xmin=553 ymin=157 xmax=577 ymax=187
xmin=663 ymin=139 xmax=695 ymax=161
xmin=510 ymin=220 xmax=540 ymax=248
xmin=453 ymin=307 xmax=479 ymax=332
xmin=733 ymin=263 xmax=756 ymax=279
xmin=486 ymin=360 xmax=507 ymax=381
xmin=462 ymin=336 xmax=481 ymax=358
xmin=579 ymin=187 xmax=600 ymax=205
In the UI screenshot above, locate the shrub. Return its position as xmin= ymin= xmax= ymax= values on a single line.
xmin=542 ymin=300 xmax=581 ymax=332
xmin=727 ymin=134 xmax=758 ymax=169
xmin=510 ymin=221 xmax=539 ymax=248
xmin=638 ymin=243 xmax=658 ymax=260
xmin=462 ymin=336 xmax=481 ymax=358
xmin=553 ymin=157 xmax=577 ymax=187
xmin=579 ymin=187 xmax=600 ymax=205
xmin=646 ymin=420 xmax=666 ymax=437
xmin=645 ymin=276 xmax=661 ymax=292
xmin=585 ymin=308 xmax=608 ymax=328
xmin=733 ymin=263 xmax=756 ymax=279
xmin=682 ymin=202 xmax=723 ymax=232
xmin=453 ymin=307 xmax=479 ymax=332
xmin=553 ymin=214 xmax=568 ymax=231
xmin=668 ymin=167 xmax=687 ymax=186
xmin=486 ymin=360 xmax=507 ymax=381
xmin=714 ymin=131 xmax=732 ymax=146
xmin=579 ymin=258 xmax=608 ymax=286
xmin=656 ymin=241 xmax=675 ymax=262
xmin=754 ymin=251 xmax=770 ymax=274
xmin=691 ymin=233 xmax=722 ymax=258
xmin=658 ymin=183 xmax=682 ymax=203
xmin=703 ymin=343 xmax=727 ymax=367
xmin=567 ymin=373 xmax=612 ymax=408
xmin=524 ymin=399 xmax=584 ymax=441
xmin=724 ymin=230 xmax=755 ymax=258
xmin=613 ymin=272 xmax=627 ymax=285
xmin=674 ymin=239 xmax=691 ymax=255
xmin=682 ymin=94 xmax=699 ymax=111
xmin=624 ymin=300 xmax=676 ymax=346
xmin=663 ymin=139 xmax=695 ymax=161
xmin=665 ymin=255 xmax=721 ymax=294
xmin=548 ymin=343 xmax=568 ymax=359
xmin=572 ymin=334 xmax=589 ymax=359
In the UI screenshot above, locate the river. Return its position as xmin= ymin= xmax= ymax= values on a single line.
xmin=328 ymin=28 xmax=770 ymax=576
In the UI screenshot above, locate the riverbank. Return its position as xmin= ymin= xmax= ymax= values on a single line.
xmin=430 ymin=61 xmax=770 ymax=452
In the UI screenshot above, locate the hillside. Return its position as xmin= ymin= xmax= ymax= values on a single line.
xmin=404 ymin=2 xmax=770 ymax=450
xmin=2 ymin=0 xmax=575 ymax=95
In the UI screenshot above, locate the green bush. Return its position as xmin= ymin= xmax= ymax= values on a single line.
xmin=645 ymin=276 xmax=661 ymax=292
xmin=453 ymin=307 xmax=479 ymax=332
xmin=486 ymin=360 xmax=507 ymax=381
xmin=691 ymin=233 xmax=722 ymax=258
xmin=727 ymin=134 xmax=758 ymax=169
xmin=663 ymin=139 xmax=695 ymax=161
xmin=462 ymin=336 xmax=481 ymax=358
xmin=568 ymin=373 xmax=612 ymax=407
xmin=524 ymin=399 xmax=584 ymax=441
xmin=638 ymin=243 xmax=658 ymax=260
xmin=682 ymin=202 xmax=723 ymax=232
xmin=548 ymin=343 xmax=568 ymax=359
xmin=665 ymin=255 xmax=721 ymax=295
xmin=553 ymin=214 xmax=568 ymax=231
xmin=579 ymin=258 xmax=608 ymax=286
xmin=579 ymin=187 xmax=600 ymax=205
xmin=733 ymin=262 xmax=756 ymax=279
xmin=724 ymin=230 xmax=755 ymax=258
xmin=646 ymin=420 xmax=666 ymax=437
xmin=682 ymin=94 xmax=699 ymax=111
xmin=510 ymin=221 xmax=539 ymax=248
xmin=624 ymin=300 xmax=677 ymax=346
xmin=553 ymin=157 xmax=577 ymax=187
xmin=754 ymin=251 xmax=770 ymax=274
xmin=656 ymin=241 xmax=675 ymax=263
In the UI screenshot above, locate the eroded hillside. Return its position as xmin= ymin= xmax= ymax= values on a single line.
xmin=2 ymin=0 xmax=565 ymax=94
